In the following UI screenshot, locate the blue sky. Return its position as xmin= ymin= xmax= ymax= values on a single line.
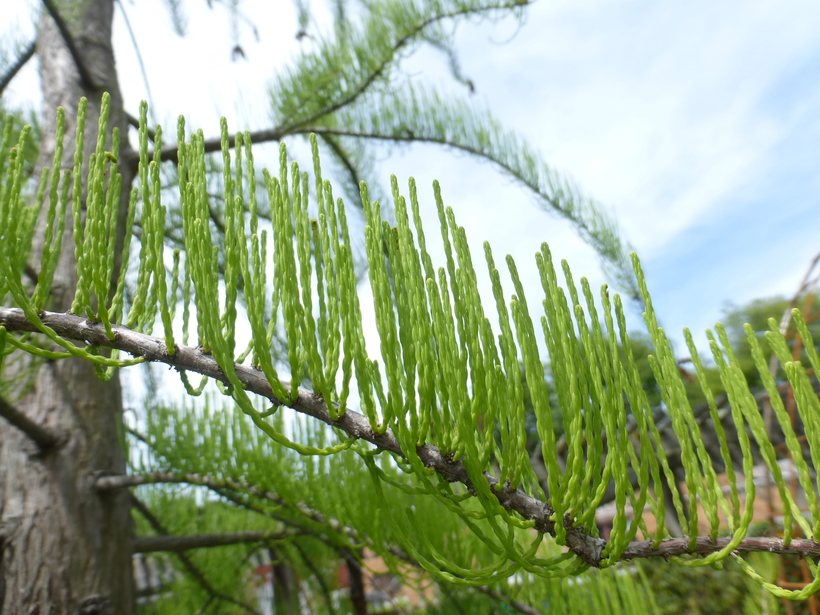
xmin=4 ymin=0 xmax=820 ymax=360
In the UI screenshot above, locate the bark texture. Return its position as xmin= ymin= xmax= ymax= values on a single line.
xmin=0 ymin=1 xmax=136 ymax=613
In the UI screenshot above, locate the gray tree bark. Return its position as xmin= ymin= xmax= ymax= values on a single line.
xmin=0 ymin=1 xmax=136 ymax=613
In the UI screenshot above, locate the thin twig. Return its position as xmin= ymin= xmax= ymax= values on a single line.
xmin=476 ymin=586 xmax=543 ymax=615
xmin=134 ymin=529 xmax=299 ymax=553
xmin=292 ymin=540 xmax=338 ymax=615
xmin=276 ymin=5 xmax=520 ymax=136
xmin=130 ymin=494 xmax=262 ymax=615
xmin=0 ymin=39 xmax=36 ymax=98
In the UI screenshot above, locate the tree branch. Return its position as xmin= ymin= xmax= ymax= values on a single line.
xmin=0 ymin=393 xmax=62 ymax=450
xmin=97 ymin=471 xmax=355 ymax=542
xmin=620 ymin=536 xmax=820 ymax=561
xmin=134 ymin=529 xmax=298 ymax=553
xmin=130 ymin=494 xmax=262 ymax=615
xmin=291 ymin=540 xmax=338 ymax=615
xmin=275 ymin=4 xmax=525 ymax=137
xmin=1 ymin=309 xmax=594 ymax=558
xmin=9 ymin=308 xmax=812 ymax=566
xmin=132 ymin=126 xmax=285 ymax=169
xmin=131 ymin=3 xmax=530 ymax=168
xmin=0 ymin=39 xmax=36 ymax=98
xmin=40 ymin=0 xmax=97 ymax=89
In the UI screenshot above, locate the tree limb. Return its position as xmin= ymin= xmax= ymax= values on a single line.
xmin=275 ymin=4 xmax=524 ymax=137
xmin=6 ymin=308 xmax=813 ymax=565
xmin=620 ymin=536 xmax=820 ymax=561
xmin=97 ymin=471 xmax=356 ymax=543
xmin=0 ymin=393 xmax=63 ymax=450
xmin=133 ymin=529 xmax=299 ymax=553
xmin=0 ymin=39 xmax=36 ymax=98
xmin=135 ymin=125 xmax=285 ymax=169
xmin=0 ymin=308 xmax=602 ymax=563
xmin=130 ymin=494 xmax=262 ymax=615
xmin=133 ymin=2 xmax=531 ymax=169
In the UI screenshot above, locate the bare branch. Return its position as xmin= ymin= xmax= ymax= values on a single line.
xmin=0 ymin=39 xmax=36 ymax=98
xmin=0 ymin=393 xmax=62 ymax=450
xmin=134 ymin=529 xmax=298 ymax=553
xmin=130 ymin=494 xmax=262 ymax=615
xmin=621 ymin=535 xmax=820 ymax=560
xmin=40 ymin=0 xmax=97 ymax=89
xmin=137 ymin=126 xmax=285 ymax=169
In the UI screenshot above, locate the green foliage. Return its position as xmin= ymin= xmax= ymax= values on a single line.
xmin=265 ymin=0 xmax=637 ymax=293
xmin=720 ymin=295 xmax=820 ymax=389
xmin=3 ymin=95 xmax=820 ymax=610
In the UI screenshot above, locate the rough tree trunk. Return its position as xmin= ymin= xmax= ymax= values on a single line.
xmin=0 ymin=1 xmax=136 ymax=613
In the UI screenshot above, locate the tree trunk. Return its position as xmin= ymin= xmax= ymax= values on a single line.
xmin=0 ymin=1 xmax=136 ymax=613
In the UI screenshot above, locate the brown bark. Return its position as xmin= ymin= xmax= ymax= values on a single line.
xmin=0 ymin=1 xmax=136 ymax=613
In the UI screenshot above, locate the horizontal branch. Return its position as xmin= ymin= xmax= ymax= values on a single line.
xmin=0 ymin=38 xmax=36 ymax=98
xmin=98 ymin=471 xmax=356 ymax=541
xmin=130 ymin=494 xmax=261 ymax=615
xmin=9 ymin=308 xmax=817 ymax=566
xmin=0 ymin=393 xmax=63 ymax=450
xmin=134 ymin=530 xmax=297 ymax=553
xmin=128 ymin=126 xmax=286 ymax=169
xmin=620 ymin=536 xmax=820 ymax=561
xmin=0 ymin=308 xmax=605 ymax=561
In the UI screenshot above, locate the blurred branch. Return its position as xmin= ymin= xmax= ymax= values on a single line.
xmin=130 ymin=494 xmax=262 ymax=615
xmin=134 ymin=529 xmax=300 ymax=553
xmin=0 ymin=39 xmax=35 ymax=98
